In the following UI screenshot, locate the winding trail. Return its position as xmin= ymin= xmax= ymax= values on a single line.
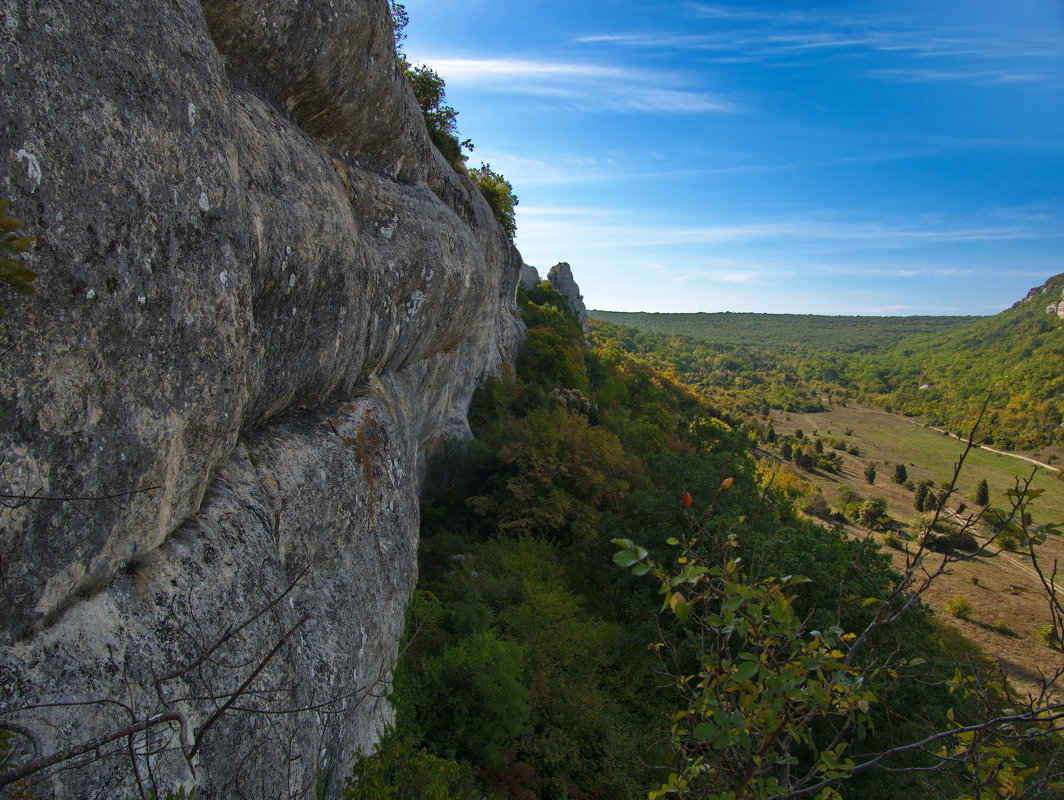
xmin=895 ymin=414 xmax=1059 ymax=472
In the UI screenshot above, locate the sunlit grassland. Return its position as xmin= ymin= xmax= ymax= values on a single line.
xmin=772 ymin=404 xmax=1063 ymax=525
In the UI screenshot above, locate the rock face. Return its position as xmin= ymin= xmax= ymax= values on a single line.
xmin=0 ymin=0 xmax=523 ymax=796
xmin=547 ymin=261 xmax=590 ymax=335
xmin=520 ymin=262 xmax=541 ymax=291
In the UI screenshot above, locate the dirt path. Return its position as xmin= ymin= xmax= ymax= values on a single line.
xmin=896 ymin=415 xmax=1059 ymax=473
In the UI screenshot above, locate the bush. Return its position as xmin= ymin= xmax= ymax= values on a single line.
xmin=925 ymin=529 xmax=978 ymax=554
xmin=892 ymin=463 xmax=908 ymax=484
xmin=945 ymin=594 xmax=972 ymax=620
xmin=858 ymin=498 xmax=888 ymax=527
xmin=469 ymin=164 xmax=518 ymax=239
xmin=403 ymin=63 xmax=471 ymax=167
xmin=802 ymin=492 xmax=831 ymax=519
xmin=1036 ymin=624 xmax=1061 ymax=650
xmin=996 ymin=530 xmax=1020 ymax=551
xmin=991 ymin=620 xmax=1014 ymax=636
xmin=882 ymin=531 xmax=904 ymax=551
xmin=974 ymin=479 xmax=989 ymax=506
xmin=343 ymin=728 xmax=471 ymax=799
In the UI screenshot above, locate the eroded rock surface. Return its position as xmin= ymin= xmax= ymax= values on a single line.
xmin=547 ymin=261 xmax=589 ymax=335
xmin=0 ymin=0 xmax=522 ymax=795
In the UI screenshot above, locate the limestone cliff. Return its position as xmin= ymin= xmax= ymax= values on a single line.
xmin=0 ymin=0 xmax=523 ymax=796
xmin=548 ymin=261 xmax=590 ymax=336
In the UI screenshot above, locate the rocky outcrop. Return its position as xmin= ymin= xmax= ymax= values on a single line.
xmin=521 ymin=262 xmax=541 ymax=291
xmin=0 ymin=0 xmax=522 ymax=796
xmin=547 ymin=261 xmax=589 ymax=335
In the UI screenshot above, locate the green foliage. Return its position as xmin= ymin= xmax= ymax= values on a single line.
xmin=864 ymin=463 xmax=877 ymax=484
xmin=389 ymin=2 xmax=408 ymax=51
xmin=1036 ymin=624 xmax=1060 ymax=650
xmin=402 ymin=62 xmax=472 ymax=166
xmin=975 ymin=478 xmax=989 ymax=506
xmin=858 ymin=497 xmax=888 ymax=527
xmin=882 ymin=530 xmax=904 ymax=550
xmin=468 ymin=164 xmax=518 ymax=239
xmin=589 ymin=310 xmax=972 ymax=354
xmin=991 ymin=620 xmax=1014 ymax=636
xmin=0 ymin=198 xmax=36 ymax=315
xmin=467 ymin=405 xmax=631 ymax=544
xmin=343 ymin=728 xmax=471 ymax=799
xmin=592 ymin=275 xmax=1064 ymax=451
xmin=892 ymin=463 xmax=908 ymax=484
xmin=386 ymin=279 xmax=1063 ymax=800
xmin=611 ymin=519 xmax=878 ymax=799
xmin=945 ymin=593 xmax=973 ymax=619
xmin=390 ymin=5 xmax=473 ymax=170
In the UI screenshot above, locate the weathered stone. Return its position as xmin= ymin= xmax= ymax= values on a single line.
xmin=547 ymin=261 xmax=590 ymax=335
xmin=0 ymin=0 xmax=523 ymax=795
xmin=520 ymin=262 xmax=540 ymax=291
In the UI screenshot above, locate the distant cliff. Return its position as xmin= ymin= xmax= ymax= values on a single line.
xmin=0 ymin=0 xmax=522 ymax=796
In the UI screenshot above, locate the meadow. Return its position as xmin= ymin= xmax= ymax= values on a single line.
xmin=768 ymin=402 xmax=1063 ymax=697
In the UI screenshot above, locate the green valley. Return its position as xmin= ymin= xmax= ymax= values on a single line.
xmin=349 ymin=280 xmax=1063 ymax=800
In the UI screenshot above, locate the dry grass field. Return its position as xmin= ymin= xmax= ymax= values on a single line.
xmin=767 ymin=403 xmax=1063 ymax=699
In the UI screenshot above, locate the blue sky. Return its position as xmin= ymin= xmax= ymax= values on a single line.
xmin=400 ymin=0 xmax=1064 ymax=315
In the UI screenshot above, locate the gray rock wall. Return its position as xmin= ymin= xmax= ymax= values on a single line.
xmin=0 ymin=0 xmax=523 ymax=796
xmin=547 ymin=261 xmax=590 ymax=335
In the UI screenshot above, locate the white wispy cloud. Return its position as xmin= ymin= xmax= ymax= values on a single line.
xmin=412 ymin=56 xmax=736 ymax=113
xmin=513 ymin=205 xmax=1060 ymax=274
xmin=868 ymin=68 xmax=1047 ymax=84
xmin=577 ymin=4 xmax=1064 ymax=87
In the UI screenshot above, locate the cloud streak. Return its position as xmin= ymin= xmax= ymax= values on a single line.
xmin=576 ymin=4 xmax=1064 ymax=88
xmin=515 ymin=205 xmax=1059 ymax=256
xmin=413 ymin=56 xmax=736 ymax=113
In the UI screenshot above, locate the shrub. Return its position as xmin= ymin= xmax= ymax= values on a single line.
xmin=991 ymin=620 xmax=1014 ymax=636
xmin=403 ymin=63 xmax=471 ymax=167
xmin=863 ymin=464 xmax=877 ymax=484
xmin=847 ymin=445 xmax=860 ymax=456
xmin=858 ymin=498 xmax=888 ymax=527
xmin=469 ymin=164 xmax=518 ymax=239
xmin=892 ymin=463 xmax=908 ymax=484
xmin=802 ymin=492 xmax=831 ymax=519
xmin=882 ymin=531 xmax=904 ymax=551
xmin=0 ymin=198 xmax=37 ymax=315
xmin=1036 ymin=624 xmax=1061 ymax=650
xmin=945 ymin=594 xmax=972 ymax=620
xmin=343 ymin=728 xmax=471 ymax=799
xmin=974 ymin=479 xmax=989 ymax=506
xmin=996 ymin=530 xmax=1019 ymax=551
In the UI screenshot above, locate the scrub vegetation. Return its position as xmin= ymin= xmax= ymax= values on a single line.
xmin=346 ymin=282 xmax=1063 ymax=799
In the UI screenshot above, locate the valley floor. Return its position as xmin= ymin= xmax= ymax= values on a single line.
xmin=765 ymin=403 xmax=1063 ymax=700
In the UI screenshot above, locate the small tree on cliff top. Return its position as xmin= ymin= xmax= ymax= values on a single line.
xmin=469 ymin=164 xmax=518 ymax=239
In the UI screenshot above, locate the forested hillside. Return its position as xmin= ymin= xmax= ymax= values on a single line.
xmin=589 ymin=311 xmax=973 ymax=354
xmin=592 ymin=275 xmax=1064 ymax=453
xmin=345 ymin=284 xmax=1061 ymax=800
xmin=858 ymin=274 xmax=1064 ymax=451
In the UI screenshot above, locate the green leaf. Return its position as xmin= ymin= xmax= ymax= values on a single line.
xmin=631 ymin=562 xmax=650 ymax=577
xmin=693 ymin=722 xmax=717 ymax=741
xmin=613 ymin=551 xmax=638 ymax=568
xmin=733 ymin=661 xmax=758 ymax=682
